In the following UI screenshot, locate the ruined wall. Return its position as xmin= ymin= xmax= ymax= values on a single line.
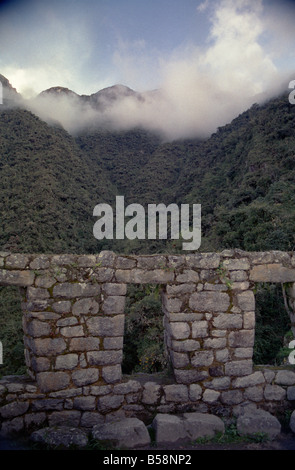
xmin=0 ymin=249 xmax=295 ymax=436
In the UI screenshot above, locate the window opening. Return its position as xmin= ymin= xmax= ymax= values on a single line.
xmin=0 ymin=285 xmax=25 ymax=378
xmin=253 ymin=282 xmax=292 ymax=365
xmin=122 ymin=283 xmax=168 ymax=375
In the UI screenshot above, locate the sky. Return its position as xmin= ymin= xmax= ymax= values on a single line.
xmin=1 ymin=0 xmax=295 ymax=139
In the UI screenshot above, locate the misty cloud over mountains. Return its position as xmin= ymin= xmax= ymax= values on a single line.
xmin=0 ymin=71 xmax=290 ymax=141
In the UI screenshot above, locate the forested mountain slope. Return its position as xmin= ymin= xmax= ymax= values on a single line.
xmin=1 ymin=84 xmax=295 ymax=255
xmin=0 ymin=108 xmax=116 ymax=253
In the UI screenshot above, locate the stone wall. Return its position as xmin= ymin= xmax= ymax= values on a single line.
xmin=0 ymin=249 xmax=295 ymax=436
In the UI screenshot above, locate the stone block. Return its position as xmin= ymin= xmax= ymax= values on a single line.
xmin=213 ymin=313 xmax=243 ymax=329
xmin=52 ymin=301 xmax=72 ymax=313
xmin=30 ymin=426 xmax=88 ymax=449
xmin=0 ymin=269 xmax=34 ymax=286
xmin=164 ymin=384 xmax=188 ymax=402
xmin=113 ymin=380 xmax=141 ymax=395
xmin=72 ymin=298 xmax=99 ymax=315
xmin=166 ymin=284 xmax=196 ymax=295
xmin=69 ymin=337 xmax=101 ymax=352
xmin=6 ymin=254 xmax=30 ymax=269
xmin=264 ymin=384 xmax=286 ymax=401
xmin=48 ymin=411 xmax=81 ymax=427
xmin=237 ymin=408 xmax=281 ymax=440
xmin=275 ymin=370 xmax=295 ymax=385
xmin=32 ymin=399 xmax=64 ymax=411
xmin=191 ymin=350 xmax=214 ymax=367
xmin=102 ymin=283 xmax=127 ymax=296
xmin=86 ymin=350 xmax=122 ymax=366
xmin=205 ymin=377 xmax=230 ymax=390
xmin=96 ymin=251 xmax=116 ymax=267
xmin=237 ymin=291 xmax=255 ymax=311
xmin=244 ymin=386 xmax=264 ymax=402
xmin=220 ymin=390 xmax=243 ymax=405
xmin=152 ymin=414 xmax=186 ymax=445
xmin=56 ymin=317 xmax=78 ymax=327
xmin=152 ymin=412 xmax=224 ymax=445
xmin=229 ymin=270 xmax=248 ymax=281
xmin=0 ymin=417 xmax=24 ymax=437
xmin=232 ymin=371 xmax=265 ymax=388
xmin=250 ymin=264 xmax=295 ymax=283
xmin=203 ymin=337 xmax=226 ymax=349
xmin=162 ymin=296 xmax=183 ymax=312
xmin=26 ymin=320 xmax=51 ymax=337
xmin=116 ymin=256 xmax=137 ymax=269
xmin=176 ymin=270 xmax=199 ymax=283
xmin=0 ymin=401 xmax=29 ymax=419
xmin=228 ymin=330 xmax=255 ymax=348
xmin=202 ymin=389 xmax=220 ymax=403
xmin=102 ymin=296 xmax=126 ymax=314
xmin=35 ymin=274 xmax=56 ymax=288
xmin=136 ymin=255 xmax=167 ymax=269
xmin=191 ymin=320 xmax=208 ymax=338
xmin=142 ymin=382 xmax=161 ymax=405
xmin=174 ymin=369 xmax=208 ymax=384
xmin=169 ymin=322 xmax=190 ymax=339
xmin=189 ymin=384 xmax=202 ymax=400
xmin=215 ymin=348 xmax=229 ymax=362
xmin=103 ymin=337 xmax=123 ymax=350
xmin=37 ymin=372 xmax=70 ymax=393
xmin=287 ymin=386 xmax=295 ymax=400
xmin=92 ymin=418 xmax=150 ymax=449
xmin=73 ymin=396 xmax=96 ymax=410
xmin=172 ymin=339 xmax=200 ymax=352
xmin=97 ymin=395 xmax=124 ymax=413
xmin=243 ymin=312 xmax=255 ymax=329
xmin=130 ymin=269 xmax=174 ymax=284
xmin=55 ymin=354 xmax=79 ymax=370
xmin=80 ymin=412 xmax=104 ymax=428
xmin=86 ymin=315 xmax=125 ymax=337
xmin=189 ymin=291 xmax=230 ymax=312
xmin=53 ymin=282 xmax=99 ymax=298
xmin=30 ymin=255 xmax=50 ymax=270
xmin=233 ymin=347 xmax=253 ymax=359
xmin=224 ymin=360 xmax=253 ymax=377
xmin=223 ymin=259 xmax=250 ymax=270
xmin=186 ymin=253 xmax=220 ymax=269
xmin=72 ymin=369 xmax=99 ymax=386
xmin=101 ymin=364 xmax=122 ymax=384
xmin=31 ymin=357 xmax=50 ymax=372
xmin=31 ymin=338 xmax=67 ymax=356
xmin=170 ymin=351 xmax=189 ymax=368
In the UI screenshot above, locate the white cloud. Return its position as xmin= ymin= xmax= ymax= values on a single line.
xmin=7 ymin=0 xmax=292 ymax=141
xmin=197 ymin=0 xmax=210 ymax=13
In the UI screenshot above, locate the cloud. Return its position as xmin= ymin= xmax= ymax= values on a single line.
xmin=197 ymin=0 xmax=210 ymax=13
xmin=12 ymin=0 xmax=294 ymax=141
xmin=0 ymin=0 xmax=96 ymax=97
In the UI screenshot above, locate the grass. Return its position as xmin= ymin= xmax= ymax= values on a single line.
xmin=194 ymin=422 xmax=269 ymax=446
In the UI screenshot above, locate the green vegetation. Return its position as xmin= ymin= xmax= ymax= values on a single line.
xmin=122 ymin=284 xmax=168 ymax=374
xmin=194 ymin=422 xmax=269 ymax=446
xmin=1 ymin=91 xmax=295 ymax=376
xmin=0 ymin=286 xmax=26 ymax=377
xmin=253 ymin=283 xmax=292 ymax=365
